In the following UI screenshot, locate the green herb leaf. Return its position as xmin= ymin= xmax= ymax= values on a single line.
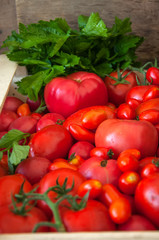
xmin=9 ymin=142 xmax=30 ymax=166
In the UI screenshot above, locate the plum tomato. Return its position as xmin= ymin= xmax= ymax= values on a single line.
xmin=146 ymin=67 xmax=159 ymax=85
xmin=0 ymin=110 xmax=18 ymax=131
xmin=117 ymin=103 xmax=136 ymax=120
xmin=126 ymin=85 xmax=154 ymax=103
xmin=44 ymin=71 xmax=108 ymax=118
xmin=29 ymin=125 xmax=73 ymax=161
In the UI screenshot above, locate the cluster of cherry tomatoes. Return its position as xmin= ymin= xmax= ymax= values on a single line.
xmin=0 ymin=66 xmax=159 ymax=233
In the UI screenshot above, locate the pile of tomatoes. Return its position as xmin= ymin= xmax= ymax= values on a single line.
xmin=0 ymin=67 xmax=159 ymax=233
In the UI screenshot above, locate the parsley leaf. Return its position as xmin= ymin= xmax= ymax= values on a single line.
xmin=9 ymin=142 xmax=30 ymax=166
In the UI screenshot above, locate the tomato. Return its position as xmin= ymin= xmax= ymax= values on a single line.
xmin=90 ymin=147 xmax=114 ymax=160
xmin=104 ymin=70 xmax=138 ymax=106
xmin=126 ymin=98 xmax=141 ymax=110
xmin=26 ymin=95 xmax=41 ymax=112
xmin=117 ymin=103 xmax=136 ymax=120
xmin=0 ymin=110 xmax=18 ymax=131
xmin=8 ymin=116 xmax=38 ymax=134
xmin=139 ymin=109 xmax=159 ymax=125
xmin=29 ymin=125 xmax=73 ymax=161
xmin=118 ymin=171 xmax=140 ymax=195
xmin=15 ymin=157 xmax=51 ymax=185
xmin=135 ymin=173 xmax=159 ymax=227
xmin=0 ymin=205 xmax=48 ymax=233
xmin=136 ymin=98 xmax=159 ymax=116
xmin=68 ymin=141 xmax=94 ymax=160
xmin=17 ymin=103 xmax=31 ymax=117
xmin=0 ymin=165 xmax=8 ymax=177
xmin=37 ymin=168 xmax=85 ymax=216
xmin=77 ymin=179 xmax=102 ymax=199
xmin=138 ymin=156 xmax=158 ymax=174
xmin=44 ymin=71 xmax=108 ymax=118
xmin=49 ymin=161 xmax=78 ymax=171
xmin=0 ymin=174 xmax=32 ymax=207
xmin=118 ymin=215 xmax=157 ymax=231
xmin=3 ymin=96 xmax=23 ymax=113
xmin=143 ymin=86 xmax=159 ymax=102
xmin=109 ymin=197 xmax=132 ymax=224
xmin=95 ymin=119 xmax=158 ymax=158
xmin=68 ymin=155 xmax=85 ymax=168
xmin=99 ymin=184 xmax=122 ymax=207
xmin=69 ymin=124 xmax=95 ymax=143
xmin=117 ymin=153 xmax=139 ymax=172
xmin=59 ymin=200 xmax=116 ymax=231
xmin=120 ymin=149 xmax=141 ymax=160
xmin=31 ymin=112 xmax=42 ymax=121
xmin=36 ymin=112 xmax=65 ymax=131
xmin=141 ymin=161 xmax=159 ymax=178
xmin=146 ymin=67 xmax=159 ymax=85
xmin=126 ymin=85 xmax=154 ymax=103
xmin=79 ymin=157 xmax=121 ymax=186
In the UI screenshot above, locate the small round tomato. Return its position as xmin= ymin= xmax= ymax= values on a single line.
xmin=126 ymin=98 xmax=141 ymax=110
xmin=118 ymin=171 xmax=140 ymax=195
xmin=117 ymin=103 xmax=136 ymax=120
xmin=90 ymin=147 xmax=114 ymax=160
xmin=141 ymin=161 xmax=159 ymax=178
xmin=138 ymin=156 xmax=159 ymax=174
xmin=146 ymin=67 xmax=159 ymax=85
xmin=17 ymin=103 xmax=31 ymax=117
xmin=117 ymin=153 xmax=139 ymax=172
xmin=119 ymin=149 xmax=141 ymax=160
xmin=68 ymin=155 xmax=85 ymax=168
xmin=139 ymin=109 xmax=159 ymax=125
xmin=77 ymin=179 xmax=102 ymax=199
xmin=109 ymin=197 xmax=132 ymax=224
xmin=143 ymin=86 xmax=159 ymax=102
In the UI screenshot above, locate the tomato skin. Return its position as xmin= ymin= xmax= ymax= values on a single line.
xmin=69 ymin=124 xmax=95 ymax=143
xmin=49 ymin=161 xmax=78 ymax=171
xmin=138 ymin=156 xmax=158 ymax=174
xmin=68 ymin=141 xmax=94 ymax=160
xmin=90 ymin=147 xmax=114 ymax=160
xmin=117 ymin=153 xmax=139 ymax=172
xmin=61 ymin=200 xmax=116 ymax=231
xmin=0 ymin=205 xmax=48 ymax=233
xmin=79 ymin=157 xmax=122 ymax=186
xmin=141 ymin=162 xmax=159 ymax=178
xmin=146 ymin=67 xmax=159 ymax=85
xmin=104 ymin=70 xmax=137 ymax=106
xmin=0 ymin=165 xmax=8 ymax=177
xmin=77 ymin=179 xmax=102 ymax=199
xmin=100 ymin=184 xmax=122 ymax=207
xmin=0 ymin=110 xmax=18 ymax=131
xmin=44 ymin=72 xmax=108 ymax=118
xmin=109 ymin=197 xmax=131 ymax=224
xmin=126 ymin=98 xmax=141 ymax=110
xmin=29 ymin=125 xmax=73 ymax=161
xmin=139 ymin=109 xmax=159 ymax=125
xmin=118 ymin=215 xmax=157 ymax=231
xmin=135 ymin=173 xmax=159 ymax=227
xmin=37 ymin=169 xmax=86 ymax=216
xmin=26 ymin=95 xmax=41 ymax=112
xmin=136 ymin=98 xmax=159 ymax=116
xmin=95 ymin=119 xmax=158 ymax=158
xmin=117 ymin=103 xmax=136 ymax=120
xmin=118 ymin=171 xmax=140 ymax=195
xmin=143 ymin=86 xmax=159 ymax=102
xmin=17 ymin=103 xmax=31 ymax=117
xmin=3 ymin=96 xmax=23 ymax=113
xmin=0 ymin=174 xmax=32 ymax=207
xmin=126 ymin=85 xmax=154 ymax=103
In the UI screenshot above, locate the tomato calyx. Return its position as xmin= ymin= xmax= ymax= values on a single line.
xmin=107 ymin=149 xmax=114 ymax=159
xmin=56 ymin=119 xmax=65 ymax=125
xmin=152 ymin=158 xmax=159 ymax=167
xmin=100 ymin=160 xmax=107 ymax=167
xmin=66 ymin=192 xmax=89 ymax=212
xmin=106 ymin=67 xmax=132 ymax=85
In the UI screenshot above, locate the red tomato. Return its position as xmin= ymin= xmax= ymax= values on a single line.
xmin=90 ymin=147 xmax=114 ymax=160
xmin=37 ymin=168 xmax=86 ymax=216
xmin=77 ymin=179 xmax=102 ymax=199
xmin=136 ymin=98 xmax=159 ymax=116
xmin=135 ymin=173 xmax=159 ymax=227
xmin=2 ymin=96 xmax=23 ymax=113
xmin=15 ymin=157 xmax=51 ymax=185
xmin=0 ymin=110 xmax=18 ymax=131
xmin=60 ymin=200 xmax=116 ymax=231
xmin=0 ymin=205 xmax=48 ymax=233
xmin=104 ymin=70 xmax=137 ymax=106
xmin=120 ymin=149 xmax=141 ymax=160
xmin=68 ymin=155 xmax=85 ymax=168
xmin=26 ymin=95 xmax=41 ymax=112
xmin=126 ymin=98 xmax=141 ymax=110
xmin=99 ymin=184 xmax=122 ymax=207
xmin=118 ymin=215 xmax=157 ymax=231
xmin=143 ymin=86 xmax=159 ymax=102
xmin=139 ymin=109 xmax=159 ymax=125
xmin=44 ymin=71 xmax=108 ymax=118
xmin=118 ymin=171 xmax=140 ymax=195
xmin=79 ymin=157 xmax=122 ymax=186
xmin=68 ymin=141 xmax=94 ymax=160
xmin=141 ymin=162 xmax=159 ymax=178
xmin=109 ymin=197 xmax=132 ymax=224
xmin=117 ymin=153 xmax=139 ymax=172
xmin=29 ymin=125 xmax=73 ymax=161
xmin=138 ymin=156 xmax=158 ymax=174
xmin=17 ymin=103 xmax=31 ymax=117
xmin=8 ymin=116 xmax=38 ymax=134
xmin=36 ymin=112 xmax=65 ymax=131
xmin=146 ymin=67 xmax=159 ymax=85
xmin=31 ymin=112 xmax=42 ymax=121
xmin=49 ymin=161 xmax=78 ymax=171
xmin=0 ymin=174 xmax=32 ymax=207
xmin=95 ymin=119 xmax=158 ymax=158
xmin=117 ymin=103 xmax=136 ymax=120
xmin=0 ymin=165 xmax=8 ymax=177
xmin=126 ymin=85 xmax=154 ymax=103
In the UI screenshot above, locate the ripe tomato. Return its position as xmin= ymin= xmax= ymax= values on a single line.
xmin=135 ymin=173 xmax=159 ymax=227
xmin=0 ymin=165 xmax=8 ymax=177
xmin=143 ymin=86 xmax=159 ymax=102
xmin=17 ymin=103 xmax=31 ymax=117
xmin=99 ymin=184 xmax=122 ymax=207
xmin=0 ymin=110 xmax=18 ymax=131
xmin=60 ymin=200 xmax=116 ymax=231
xmin=77 ymin=179 xmax=102 ymax=199
xmin=90 ymin=147 xmax=114 ymax=160
xmin=136 ymin=98 xmax=159 ymax=116
xmin=68 ymin=141 xmax=94 ymax=160
xmin=3 ymin=96 xmax=23 ymax=113
xmin=0 ymin=174 xmax=32 ymax=207
xmin=95 ymin=119 xmax=158 ymax=158
xmin=139 ymin=109 xmax=159 ymax=125
xmin=138 ymin=156 xmax=159 ymax=174
xmin=29 ymin=125 xmax=73 ymax=161
xmin=146 ymin=67 xmax=159 ymax=85
xmin=44 ymin=71 xmax=108 ymax=118
xmin=104 ymin=70 xmax=137 ymax=106
xmin=126 ymin=85 xmax=154 ymax=103
xmin=117 ymin=103 xmax=136 ymax=120
xmin=79 ymin=157 xmax=121 ymax=186
xmin=117 ymin=152 xmax=139 ymax=172
xmin=0 ymin=205 xmax=48 ymax=233
xmin=118 ymin=171 xmax=140 ymax=195
xmin=141 ymin=162 xmax=159 ymax=178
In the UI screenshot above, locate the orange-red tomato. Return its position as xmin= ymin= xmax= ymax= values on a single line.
xmin=118 ymin=171 xmax=140 ymax=195
xmin=77 ymin=179 xmax=102 ymax=199
xmin=17 ymin=103 xmax=31 ymax=117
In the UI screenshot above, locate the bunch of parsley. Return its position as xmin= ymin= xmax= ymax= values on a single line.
xmin=1 ymin=13 xmax=144 ymax=101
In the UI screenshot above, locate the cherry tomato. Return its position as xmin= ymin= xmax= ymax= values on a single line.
xmin=139 ymin=109 xmax=159 ymax=125
xmin=117 ymin=153 xmax=139 ymax=172
xmin=17 ymin=103 xmax=31 ymax=117
xmin=117 ymin=103 xmax=136 ymax=120
xmin=49 ymin=161 xmax=78 ymax=171
xmin=141 ymin=160 xmax=159 ymax=178
xmin=146 ymin=67 xmax=159 ymax=85
xmin=126 ymin=98 xmax=141 ymax=110
xmin=77 ymin=179 xmax=102 ymax=199
xmin=99 ymin=184 xmax=122 ymax=207
xmin=68 ymin=155 xmax=85 ymax=168
xmin=118 ymin=171 xmax=140 ymax=195
xmin=138 ymin=156 xmax=159 ymax=174
xmin=119 ymin=149 xmax=141 ymax=160
xmin=90 ymin=147 xmax=114 ymax=160
xmin=143 ymin=86 xmax=159 ymax=102
xmin=109 ymin=197 xmax=132 ymax=224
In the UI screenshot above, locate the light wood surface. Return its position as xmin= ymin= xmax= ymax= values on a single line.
xmin=0 ymin=54 xmax=17 ymax=112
